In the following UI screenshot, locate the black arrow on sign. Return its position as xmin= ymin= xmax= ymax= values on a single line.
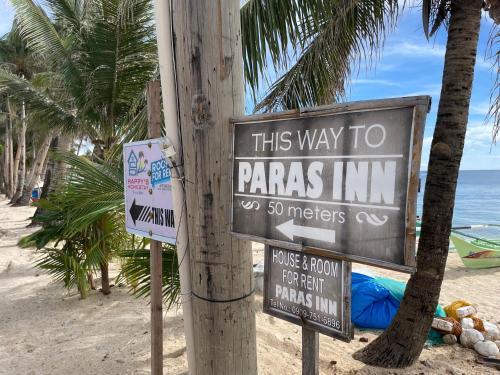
xmin=129 ymin=198 xmax=145 ymax=225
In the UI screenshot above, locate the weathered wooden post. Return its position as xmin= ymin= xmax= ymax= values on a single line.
xmin=172 ymin=1 xmax=257 ymax=374
xmin=146 ymin=80 xmax=163 ymax=375
xmin=302 ymin=327 xmax=319 ymax=375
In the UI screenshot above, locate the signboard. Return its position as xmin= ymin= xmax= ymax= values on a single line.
xmin=231 ymin=97 xmax=429 ymax=271
xmin=124 ymin=138 xmax=176 ymax=244
xmin=264 ymin=246 xmax=352 ymax=341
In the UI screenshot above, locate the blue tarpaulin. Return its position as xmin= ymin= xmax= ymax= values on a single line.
xmin=351 ymin=272 xmax=445 ymax=343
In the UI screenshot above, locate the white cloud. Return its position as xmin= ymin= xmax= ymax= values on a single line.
xmin=351 ymin=78 xmax=402 ymax=87
xmin=465 ymin=122 xmax=495 ymax=148
xmin=470 ymin=103 xmax=491 ymax=116
xmin=384 ymin=41 xmax=492 ymax=71
xmin=385 ymin=42 xmax=446 ymax=58
xmin=402 ymin=83 xmax=442 ymax=97
xmin=476 ymin=58 xmax=495 ymax=71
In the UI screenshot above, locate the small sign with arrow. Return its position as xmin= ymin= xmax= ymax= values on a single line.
xmin=123 ymin=138 xmax=176 ymax=244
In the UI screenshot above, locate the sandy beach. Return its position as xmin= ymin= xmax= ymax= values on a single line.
xmin=1 ymin=195 xmax=499 ymax=375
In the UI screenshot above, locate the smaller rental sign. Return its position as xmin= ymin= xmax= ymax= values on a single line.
xmin=264 ymin=246 xmax=352 ymax=341
xmin=124 ymin=139 xmax=176 ymax=243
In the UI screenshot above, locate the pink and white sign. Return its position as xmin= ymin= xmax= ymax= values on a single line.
xmin=123 ymin=138 xmax=176 ymax=244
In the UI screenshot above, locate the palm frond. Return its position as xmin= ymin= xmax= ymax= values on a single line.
xmin=489 ymin=25 xmax=500 ymax=142
xmin=10 ymin=0 xmax=83 ymax=97
xmin=117 ymin=245 xmax=180 ymax=308
xmin=33 ymin=243 xmax=89 ymax=294
xmin=0 ymin=68 xmax=76 ymax=129
xmin=78 ymin=0 xmax=156 ymax=138
xmin=248 ymin=0 xmax=399 ymax=112
xmin=52 ymin=152 xmax=124 ymax=233
xmin=242 ymin=0 xmax=311 ymax=95
xmin=422 ymin=0 xmax=449 ymax=39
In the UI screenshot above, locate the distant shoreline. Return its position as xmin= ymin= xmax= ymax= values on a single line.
xmin=420 ymin=169 xmax=500 ymax=172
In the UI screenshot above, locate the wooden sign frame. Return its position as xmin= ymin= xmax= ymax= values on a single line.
xmin=263 ymin=245 xmax=353 ymax=342
xmin=229 ymin=96 xmax=430 ymax=273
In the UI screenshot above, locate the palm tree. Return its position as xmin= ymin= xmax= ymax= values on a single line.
xmin=0 ymin=22 xmax=38 ymax=202
xmin=2 ymin=0 xmax=157 ymax=294
xmin=242 ymin=0 xmax=496 ymax=367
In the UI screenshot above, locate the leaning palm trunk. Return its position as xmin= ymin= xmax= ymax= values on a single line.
xmin=353 ymin=0 xmax=482 ymax=367
xmin=11 ymin=102 xmax=27 ymax=203
xmin=12 ymin=136 xmax=21 ymax=197
xmin=14 ymin=132 xmax=54 ymax=206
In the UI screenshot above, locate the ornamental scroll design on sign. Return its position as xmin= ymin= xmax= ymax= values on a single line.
xmin=240 ymin=200 xmax=260 ymax=210
xmin=356 ymin=212 xmax=388 ymax=226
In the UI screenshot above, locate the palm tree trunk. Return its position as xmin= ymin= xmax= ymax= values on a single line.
xmin=11 ymin=102 xmax=27 ymax=203
xmin=100 ymin=262 xmax=111 ymax=295
xmin=12 ymin=136 xmax=21 ymax=198
xmin=353 ymin=0 xmax=482 ymax=367
xmin=14 ymin=132 xmax=53 ymax=206
xmin=90 ymin=143 xmax=113 ymax=296
xmin=5 ymin=97 xmax=14 ymax=198
xmin=31 ymin=134 xmax=73 ymax=224
xmin=0 ymin=146 xmax=5 ymax=194
xmin=2 ymin=119 xmax=9 ymax=195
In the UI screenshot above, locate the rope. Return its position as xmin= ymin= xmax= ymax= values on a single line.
xmin=451 ymin=229 xmax=500 ymax=248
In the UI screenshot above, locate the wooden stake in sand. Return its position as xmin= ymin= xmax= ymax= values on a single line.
xmin=302 ymin=327 xmax=319 ymax=375
xmin=146 ymin=80 xmax=163 ymax=375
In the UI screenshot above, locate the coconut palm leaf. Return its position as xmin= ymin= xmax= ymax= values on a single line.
xmin=241 ymin=0 xmax=322 ymax=93
xmin=242 ymin=0 xmax=399 ymax=111
xmin=0 ymin=68 xmax=76 ymax=129
xmin=77 ymin=0 xmax=157 ymax=141
xmin=117 ymin=246 xmax=180 ymax=308
xmin=488 ymin=26 xmax=500 ymax=141
xmin=10 ymin=0 xmax=84 ymax=98
xmin=34 ymin=243 xmax=89 ymax=292
xmin=422 ymin=0 xmax=450 ymax=39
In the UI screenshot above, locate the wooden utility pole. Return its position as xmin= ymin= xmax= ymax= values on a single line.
xmin=146 ymin=80 xmax=163 ymax=375
xmin=172 ymin=1 xmax=257 ymax=374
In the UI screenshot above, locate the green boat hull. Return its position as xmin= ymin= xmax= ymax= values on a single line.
xmin=450 ymin=235 xmax=500 ymax=269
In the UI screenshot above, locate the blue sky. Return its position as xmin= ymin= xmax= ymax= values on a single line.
xmin=244 ymin=5 xmax=499 ymax=171
xmin=1 ymin=1 xmax=497 ymax=170
xmin=346 ymin=6 xmax=498 ymax=171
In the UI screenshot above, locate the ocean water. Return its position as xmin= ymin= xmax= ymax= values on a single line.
xmin=417 ymin=170 xmax=500 ymax=237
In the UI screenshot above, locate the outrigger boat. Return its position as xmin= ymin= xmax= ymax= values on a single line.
xmin=450 ymin=225 xmax=500 ymax=269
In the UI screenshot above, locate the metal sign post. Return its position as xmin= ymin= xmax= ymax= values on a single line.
xmin=230 ymin=96 xmax=430 ymax=272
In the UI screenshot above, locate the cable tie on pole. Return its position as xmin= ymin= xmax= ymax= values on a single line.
xmin=191 ymin=289 xmax=255 ymax=304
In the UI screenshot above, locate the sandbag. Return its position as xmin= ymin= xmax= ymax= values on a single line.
xmin=474 ymin=340 xmax=499 ymax=357
xmin=460 ymin=329 xmax=484 ymax=348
